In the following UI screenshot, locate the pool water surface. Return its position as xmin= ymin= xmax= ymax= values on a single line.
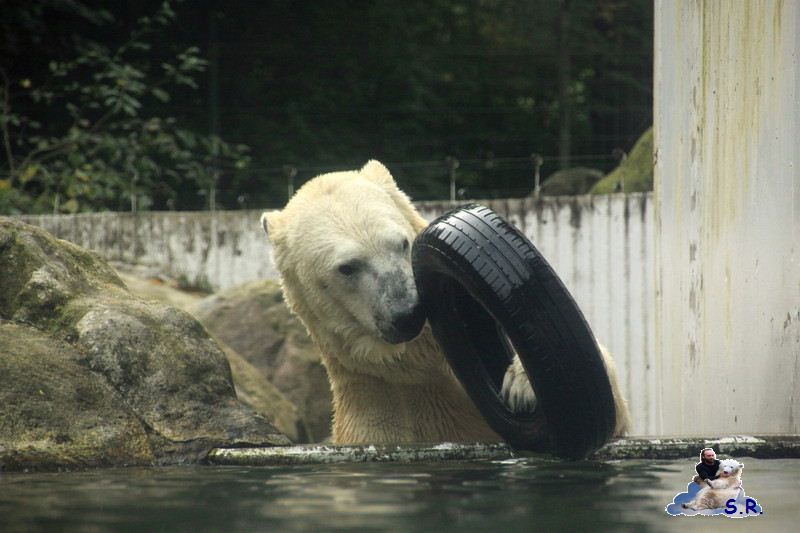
xmin=0 ymin=457 xmax=796 ymax=531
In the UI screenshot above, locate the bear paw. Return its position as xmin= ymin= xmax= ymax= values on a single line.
xmin=501 ymin=356 xmax=537 ymax=412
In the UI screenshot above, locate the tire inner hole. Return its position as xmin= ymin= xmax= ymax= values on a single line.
xmin=444 ymin=278 xmax=535 ymax=401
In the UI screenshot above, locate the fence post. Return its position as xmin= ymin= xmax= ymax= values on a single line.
xmin=612 ymin=148 xmax=627 ymax=192
xmin=283 ymin=165 xmax=297 ymax=202
xmin=209 ymin=172 xmax=218 ymax=211
xmin=531 ymin=153 xmax=543 ymax=199
xmin=446 ymin=156 xmax=459 ymax=202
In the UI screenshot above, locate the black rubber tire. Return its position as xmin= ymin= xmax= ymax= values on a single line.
xmin=412 ymin=204 xmax=616 ymax=459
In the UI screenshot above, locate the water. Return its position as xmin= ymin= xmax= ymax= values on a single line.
xmin=0 ymin=458 xmax=797 ymax=532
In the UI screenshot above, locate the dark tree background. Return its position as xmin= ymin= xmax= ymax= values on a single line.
xmin=0 ymin=0 xmax=652 ymax=212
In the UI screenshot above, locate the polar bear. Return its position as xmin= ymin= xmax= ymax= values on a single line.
xmin=683 ymin=459 xmax=744 ymax=511
xmin=261 ymin=160 xmax=630 ymax=444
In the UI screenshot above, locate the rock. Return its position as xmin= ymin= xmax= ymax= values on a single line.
xmin=113 ymin=269 xmax=205 ymax=313
xmin=110 ymin=266 xmax=308 ymax=442
xmin=222 ymin=342 xmax=310 ymax=443
xmin=590 ymin=127 xmax=654 ymax=194
xmin=539 ymin=167 xmax=604 ymax=196
xmin=0 ymin=217 xmax=290 ymax=471
xmin=192 ymin=280 xmax=332 ymax=442
xmin=0 ymin=321 xmax=154 ymax=471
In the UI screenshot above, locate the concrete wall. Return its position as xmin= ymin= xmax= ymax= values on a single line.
xmin=18 ymin=210 xmax=279 ymax=290
xmin=654 ymin=0 xmax=800 ymax=435
xmin=18 ymin=193 xmax=658 ymax=434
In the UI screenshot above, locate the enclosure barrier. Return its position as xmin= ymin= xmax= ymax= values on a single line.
xmin=208 ymin=435 xmax=800 ymax=465
xmin=16 ymin=192 xmax=656 ymax=435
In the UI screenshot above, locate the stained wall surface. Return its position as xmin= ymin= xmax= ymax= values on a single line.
xmin=17 ymin=210 xmax=279 ymax=290
xmin=654 ymin=0 xmax=800 ymax=434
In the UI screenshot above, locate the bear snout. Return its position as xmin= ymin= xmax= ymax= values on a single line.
xmin=381 ymin=303 xmax=426 ymax=344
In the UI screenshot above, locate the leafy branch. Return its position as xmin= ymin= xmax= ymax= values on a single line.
xmin=0 ymin=0 xmax=249 ymax=214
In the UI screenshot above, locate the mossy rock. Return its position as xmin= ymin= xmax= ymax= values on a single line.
xmin=113 ymin=270 xmax=308 ymax=443
xmin=540 ymin=167 xmax=604 ymax=196
xmin=0 ymin=217 xmax=290 ymax=471
xmin=193 ymin=280 xmax=331 ymax=442
xmin=0 ymin=321 xmax=154 ymax=471
xmin=114 ymin=270 xmax=204 ymax=313
xmin=221 ymin=341 xmax=310 ymax=443
xmin=590 ymin=127 xmax=654 ymax=194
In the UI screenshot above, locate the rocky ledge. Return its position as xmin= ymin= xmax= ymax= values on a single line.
xmin=0 ymin=217 xmax=289 ymax=472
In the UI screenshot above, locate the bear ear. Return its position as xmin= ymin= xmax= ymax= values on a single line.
xmin=361 ymin=160 xmax=397 ymax=190
xmin=362 ymin=159 xmax=428 ymax=233
xmin=260 ymin=210 xmax=286 ymax=243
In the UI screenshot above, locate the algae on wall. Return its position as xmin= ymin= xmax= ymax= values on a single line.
xmin=654 ymin=0 xmax=800 ymax=436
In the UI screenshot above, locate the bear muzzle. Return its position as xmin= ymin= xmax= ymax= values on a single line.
xmin=379 ymin=303 xmax=426 ymax=344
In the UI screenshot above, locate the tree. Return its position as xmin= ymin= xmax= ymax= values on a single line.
xmin=0 ymin=0 xmax=250 ymax=214
xmin=181 ymin=0 xmax=651 ymax=202
xmin=1 ymin=1 xmax=653 ymax=211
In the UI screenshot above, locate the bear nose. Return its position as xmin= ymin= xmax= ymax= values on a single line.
xmin=396 ymin=302 xmax=425 ymax=330
xmin=385 ymin=303 xmax=426 ymax=344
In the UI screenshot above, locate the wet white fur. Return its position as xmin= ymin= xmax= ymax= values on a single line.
xmin=263 ymin=160 xmax=630 ymax=444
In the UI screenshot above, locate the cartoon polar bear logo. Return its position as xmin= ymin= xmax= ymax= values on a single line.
xmin=261 ymin=160 xmax=631 ymax=444
xmin=683 ymin=459 xmax=744 ymax=511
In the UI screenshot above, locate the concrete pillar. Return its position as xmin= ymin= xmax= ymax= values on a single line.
xmin=654 ymin=0 xmax=799 ymax=435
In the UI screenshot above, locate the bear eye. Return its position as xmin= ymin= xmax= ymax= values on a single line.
xmin=402 ymin=238 xmax=410 ymax=252
xmin=337 ymin=261 xmax=361 ymax=276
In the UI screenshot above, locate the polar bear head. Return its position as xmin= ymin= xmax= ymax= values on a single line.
xmin=261 ymin=161 xmax=430 ymax=371
xmin=717 ymin=458 xmax=743 ymax=483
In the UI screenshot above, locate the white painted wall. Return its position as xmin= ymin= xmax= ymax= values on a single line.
xmin=18 ymin=211 xmax=279 ymax=290
xmin=19 ymin=193 xmax=658 ymax=435
xmin=654 ymin=0 xmax=800 ymax=435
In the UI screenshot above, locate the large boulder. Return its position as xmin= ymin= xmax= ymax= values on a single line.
xmin=220 ymin=341 xmax=310 ymax=443
xmin=113 ymin=267 xmax=207 ymax=312
xmin=192 ymin=280 xmax=332 ymax=442
xmin=112 ymin=268 xmax=307 ymax=442
xmin=0 ymin=217 xmax=290 ymax=471
xmin=0 ymin=321 xmax=153 ymax=470
xmin=539 ymin=167 xmax=604 ymax=196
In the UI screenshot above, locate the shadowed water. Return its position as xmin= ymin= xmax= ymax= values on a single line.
xmin=0 ymin=458 xmax=795 ymax=532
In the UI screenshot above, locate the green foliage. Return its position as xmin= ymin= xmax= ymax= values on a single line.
xmin=590 ymin=127 xmax=653 ymax=194
xmin=197 ymin=0 xmax=652 ymax=203
xmin=0 ymin=1 xmax=250 ymax=214
xmin=1 ymin=1 xmax=652 ymax=211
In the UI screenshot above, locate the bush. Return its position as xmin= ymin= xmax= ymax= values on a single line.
xmin=0 ymin=1 xmax=250 ymax=214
